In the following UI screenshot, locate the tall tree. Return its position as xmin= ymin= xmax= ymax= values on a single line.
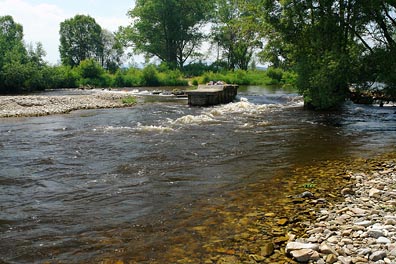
xmin=59 ymin=15 xmax=103 ymax=67
xmin=120 ymin=0 xmax=213 ymax=69
xmin=359 ymin=1 xmax=396 ymax=94
xmin=263 ymin=0 xmax=366 ymax=110
xmin=211 ymin=0 xmax=262 ymax=70
xmin=0 ymin=15 xmax=28 ymax=93
xmin=0 ymin=15 xmax=50 ymax=93
xmin=0 ymin=15 xmax=26 ymax=70
xmin=99 ymin=29 xmax=124 ymax=73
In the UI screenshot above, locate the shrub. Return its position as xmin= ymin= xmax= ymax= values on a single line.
xmin=77 ymin=59 xmax=104 ymax=79
xmin=121 ymin=96 xmax=137 ymax=105
xmin=266 ymin=67 xmax=284 ymax=84
xmin=142 ymin=64 xmax=160 ymax=86
xmin=158 ymin=69 xmax=188 ymax=86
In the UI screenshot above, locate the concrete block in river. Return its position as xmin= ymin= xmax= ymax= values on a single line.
xmin=186 ymin=84 xmax=239 ymax=106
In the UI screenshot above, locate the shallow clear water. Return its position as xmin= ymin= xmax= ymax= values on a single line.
xmin=0 ymin=86 xmax=395 ymax=263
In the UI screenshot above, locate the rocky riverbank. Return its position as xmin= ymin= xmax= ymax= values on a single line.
xmin=0 ymin=90 xmax=136 ymax=118
xmin=286 ymin=156 xmax=396 ymax=263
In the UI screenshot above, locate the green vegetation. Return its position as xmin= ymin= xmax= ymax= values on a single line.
xmin=302 ymin=183 xmax=316 ymax=189
xmin=119 ymin=0 xmax=212 ymax=69
xmin=193 ymin=68 xmax=296 ymax=87
xmin=1 ymin=1 xmax=396 ymax=109
xmin=59 ymin=15 xmax=123 ymax=70
xmin=211 ymin=0 xmax=262 ymax=70
xmin=121 ymin=96 xmax=137 ymax=105
xmin=263 ymin=0 xmax=396 ymax=109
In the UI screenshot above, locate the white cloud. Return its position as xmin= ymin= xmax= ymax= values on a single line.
xmin=1 ymin=0 xmax=68 ymax=64
xmin=97 ymin=16 xmax=129 ymax=33
xmin=0 ymin=0 xmax=133 ymax=65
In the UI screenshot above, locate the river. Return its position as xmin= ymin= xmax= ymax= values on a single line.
xmin=0 ymin=86 xmax=395 ymax=263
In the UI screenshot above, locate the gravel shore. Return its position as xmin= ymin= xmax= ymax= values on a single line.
xmin=0 ymin=90 xmax=136 ymax=118
xmin=286 ymin=157 xmax=396 ymax=263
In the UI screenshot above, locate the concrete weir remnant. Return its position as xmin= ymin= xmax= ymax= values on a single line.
xmin=186 ymin=83 xmax=239 ymax=106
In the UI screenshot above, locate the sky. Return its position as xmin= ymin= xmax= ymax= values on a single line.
xmin=0 ymin=0 xmax=136 ymax=64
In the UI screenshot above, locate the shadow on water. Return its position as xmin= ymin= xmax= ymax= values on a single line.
xmin=0 ymin=86 xmax=395 ymax=263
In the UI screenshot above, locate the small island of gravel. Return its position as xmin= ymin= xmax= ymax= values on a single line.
xmin=0 ymin=90 xmax=137 ymax=118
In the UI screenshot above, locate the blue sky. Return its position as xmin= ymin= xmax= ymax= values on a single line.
xmin=1 ymin=0 xmax=136 ymax=64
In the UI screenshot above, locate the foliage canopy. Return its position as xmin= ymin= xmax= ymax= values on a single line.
xmin=120 ymin=0 xmax=213 ymax=69
xmin=59 ymin=15 xmax=104 ymax=67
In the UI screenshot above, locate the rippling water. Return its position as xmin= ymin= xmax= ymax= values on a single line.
xmin=0 ymin=86 xmax=395 ymax=263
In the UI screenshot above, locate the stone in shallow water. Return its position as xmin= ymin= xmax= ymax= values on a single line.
xmin=277 ymin=218 xmax=289 ymax=226
xmin=260 ymin=242 xmax=274 ymax=257
xmin=249 ymin=254 xmax=265 ymax=262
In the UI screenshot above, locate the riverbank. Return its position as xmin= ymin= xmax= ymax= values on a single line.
xmin=142 ymin=153 xmax=396 ymax=264
xmin=285 ymin=154 xmax=396 ymax=263
xmin=0 ymin=90 xmax=136 ymax=118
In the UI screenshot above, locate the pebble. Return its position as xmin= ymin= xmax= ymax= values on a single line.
xmin=285 ymin=161 xmax=396 ymax=263
xmin=0 ymin=90 xmax=137 ymax=118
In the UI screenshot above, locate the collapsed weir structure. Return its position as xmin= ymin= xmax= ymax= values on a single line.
xmin=186 ymin=84 xmax=239 ymax=106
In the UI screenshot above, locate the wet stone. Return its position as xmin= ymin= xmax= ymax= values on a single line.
xmin=260 ymin=242 xmax=274 ymax=257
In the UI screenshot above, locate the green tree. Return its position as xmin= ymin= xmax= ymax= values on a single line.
xmin=0 ymin=15 xmax=29 ymax=93
xmin=263 ymin=0 xmax=366 ymax=109
xmin=358 ymin=1 xmax=396 ymax=95
xmin=59 ymin=15 xmax=103 ymax=67
xmin=211 ymin=0 xmax=262 ymax=70
xmin=120 ymin=0 xmax=213 ymax=69
xmin=99 ymin=29 xmax=124 ymax=73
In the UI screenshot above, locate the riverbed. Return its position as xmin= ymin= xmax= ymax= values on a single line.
xmin=0 ymin=86 xmax=395 ymax=263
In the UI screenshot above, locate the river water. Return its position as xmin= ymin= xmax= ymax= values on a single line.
xmin=0 ymin=86 xmax=395 ymax=263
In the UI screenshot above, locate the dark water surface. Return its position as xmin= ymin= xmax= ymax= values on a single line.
xmin=0 ymin=86 xmax=395 ymax=263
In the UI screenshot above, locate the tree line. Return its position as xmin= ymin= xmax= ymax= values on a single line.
xmin=1 ymin=0 xmax=395 ymax=109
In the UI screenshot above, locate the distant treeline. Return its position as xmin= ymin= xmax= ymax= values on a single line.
xmin=2 ymin=0 xmax=396 ymax=109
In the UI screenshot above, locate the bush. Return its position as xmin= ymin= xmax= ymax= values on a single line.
xmin=121 ymin=96 xmax=137 ymax=105
xmin=158 ymin=69 xmax=188 ymax=86
xmin=51 ymin=65 xmax=79 ymax=88
xmin=77 ymin=59 xmax=104 ymax=79
xmin=142 ymin=64 xmax=160 ymax=86
xmin=266 ymin=67 xmax=284 ymax=84
xmin=76 ymin=59 xmax=110 ymax=87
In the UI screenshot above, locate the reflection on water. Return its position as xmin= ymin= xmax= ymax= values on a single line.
xmin=0 ymin=86 xmax=395 ymax=263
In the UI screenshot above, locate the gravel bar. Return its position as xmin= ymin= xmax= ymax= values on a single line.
xmin=286 ymin=157 xmax=396 ymax=263
xmin=0 ymin=90 xmax=136 ymax=118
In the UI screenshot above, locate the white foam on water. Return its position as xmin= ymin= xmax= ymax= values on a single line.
xmin=103 ymin=126 xmax=134 ymax=131
xmin=135 ymin=125 xmax=175 ymax=133
xmin=171 ymin=114 xmax=215 ymax=125
xmin=207 ymin=97 xmax=277 ymax=117
xmin=257 ymin=121 xmax=271 ymax=127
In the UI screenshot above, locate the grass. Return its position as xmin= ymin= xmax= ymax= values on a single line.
xmin=121 ymin=96 xmax=137 ymax=105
